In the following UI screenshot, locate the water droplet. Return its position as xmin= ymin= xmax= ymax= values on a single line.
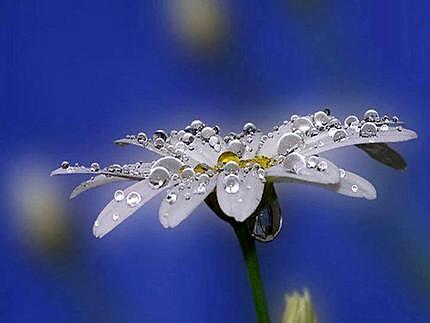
xmin=344 ymin=115 xmax=359 ymax=128
xmin=94 ymin=220 xmax=99 ymax=227
xmin=190 ymin=120 xmax=204 ymax=130
xmin=306 ymin=156 xmax=319 ymax=168
xmin=257 ymin=168 xmax=266 ymax=182
xmin=196 ymin=183 xmax=206 ymax=195
xmin=184 ymin=192 xmax=191 ymax=200
xmin=332 ymin=129 xmax=348 ymax=142
xmin=364 ymin=109 xmax=379 ymax=122
xmin=380 ymin=124 xmax=389 ymax=131
xmin=360 ymin=122 xmax=378 ymax=137
xmin=198 ymin=173 xmax=210 ymax=185
xmin=137 ymin=132 xmax=147 ymax=143
xmin=313 ymin=111 xmax=330 ymax=129
xmin=208 ymin=135 xmax=219 ymax=147
xmin=153 ymin=130 xmax=168 ymax=141
xmin=339 ymin=168 xmax=346 ymax=178
xmin=267 ymin=132 xmax=273 ymax=138
xmin=126 ymin=191 xmax=141 ymax=207
xmin=114 ymin=190 xmax=125 ymax=202
xmin=243 ymin=122 xmax=257 ymax=134
xmin=61 ymin=161 xmax=70 ymax=169
xmin=283 ymin=153 xmax=306 ymax=173
xmin=317 ymin=160 xmax=328 ymax=171
xmin=290 ymin=114 xmax=299 ymax=121
xmin=292 ymin=117 xmax=313 ymax=134
xmin=201 ymin=126 xmax=216 ymax=139
xmin=277 ymin=133 xmax=302 ymax=155
xmin=166 ymin=192 xmax=177 ymax=205
xmin=182 ymin=133 xmax=194 ymax=145
xmin=228 ymin=139 xmax=245 ymax=156
xmin=251 ymin=198 xmax=282 ymax=242
xmin=180 ymin=167 xmax=195 ymax=179
xmin=90 ymin=162 xmax=100 ymax=172
xmin=224 ymin=160 xmax=240 ymax=173
xmin=149 ymin=166 xmax=170 ymax=188
xmin=223 ymin=174 xmax=240 ymax=194
xmin=153 ymin=137 xmax=165 ymax=149
xmin=112 ymin=213 xmax=119 ymax=221
xmin=351 ymin=184 xmax=358 ymax=192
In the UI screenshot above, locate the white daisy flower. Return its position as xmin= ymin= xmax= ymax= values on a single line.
xmin=51 ymin=109 xmax=417 ymax=240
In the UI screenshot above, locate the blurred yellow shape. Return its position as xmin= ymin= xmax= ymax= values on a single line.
xmin=282 ymin=289 xmax=318 ymax=323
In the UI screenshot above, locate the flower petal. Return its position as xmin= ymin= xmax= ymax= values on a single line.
xmin=325 ymin=170 xmax=377 ymax=200
xmin=93 ymin=179 xmax=169 ymax=238
xmin=266 ymin=155 xmax=340 ymax=185
xmin=216 ymin=169 xmax=265 ymax=222
xmin=300 ymin=126 xmax=417 ymax=156
xmin=70 ymin=175 xmax=129 ymax=199
xmin=158 ymin=175 xmax=217 ymax=228
xmin=356 ymin=143 xmax=407 ymax=170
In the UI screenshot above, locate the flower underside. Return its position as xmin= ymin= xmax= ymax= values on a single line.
xmin=51 ymin=109 xmax=417 ymax=241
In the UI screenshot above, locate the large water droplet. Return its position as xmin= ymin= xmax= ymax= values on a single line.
xmin=224 ymin=160 xmax=240 ymax=173
xmin=223 ymin=174 xmax=240 ymax=194
xmin=153 ymin=130 xmax=168 ymax=141
xmin=344 ymin=115 xmax=359 ymax=128
xmin=228 ymin=139 xmax=245 ymax=156
xmin=332 ymin=129 xmax=348 ymax=142
xmin=251 ymin=198 xmax=282 ymax=242
xmin=201 ymin=126 xmax=216 ymax=139
xmin=243 ymin=122 xmax=257 ymax=134
xmin=277 ymin=133 xmax=302 ymax=155
xmin=149 ymin=166 xmax=170 ymax=188
xmin=292 ymin=117 xmax=313 ymax=134
xmin=313 ymin=111 xmax=330 ymax=129
xmin=90 ymin=162 xmax=100 ymax=172
xmin=283 ymin=153 xmax=306 ymax=173
xmin=208 ymin=135 xmax=219 ymax=147
xmin=360 ymin=122 xmax=378 ymax=137
xmin=364 ymin=109 xmax=379 ymax=122
xmin=190 ymin=120 xmax=204 ymax=130
xmin=126 ymin=191 xmax=141 ymax=207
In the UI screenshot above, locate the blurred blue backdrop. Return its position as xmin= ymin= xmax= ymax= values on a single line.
xmin=1 ymin=1 xmax=429 ymax=322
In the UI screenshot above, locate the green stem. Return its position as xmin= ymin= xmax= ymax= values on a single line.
xmin=233 ymin=221 xmax=271 ymax=323
xmin=205 ymin=190 xmax=272 ymax=323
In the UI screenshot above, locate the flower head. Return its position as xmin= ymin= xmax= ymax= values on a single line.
xmin=51 ymin=109 xmax=416 ymax=240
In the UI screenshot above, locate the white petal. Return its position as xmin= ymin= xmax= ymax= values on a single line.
xmin=186 ymin=138 xmax=225 ymax=167
xmin=93 ymin=179 xmax=169 ymax=238
xmin=216 ymin=170 xmax=265 ymax=222
xmin=266 ymin=156 xmax=340 ymax=185
xmin=51 ymin=165 xmax=92 ymax=176
xmin=114 ymin=138 xmax=171 ymax=157
xmin=300 ymin=126 xmax=417 ymax=156
xmin=325 ymin=170 xmax=377 ymax=200
xmin=158 ymin=176 xmax=217 ymax=228
xmin=70 ymin=175 xmax=129 ymax=199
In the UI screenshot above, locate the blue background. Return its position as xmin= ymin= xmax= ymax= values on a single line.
xmin=1 ymin=1 xmax=429 ymax=322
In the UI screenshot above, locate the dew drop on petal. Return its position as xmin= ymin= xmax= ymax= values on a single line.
xmin=201 ymin=126 xmax=216 ymax=139
xmin=306 ymin=156 xmax=319 ymax=168
xmin=317 ymin=160 xmax=328 ymax=171
xmin=283 ymin=153 xmax=306 ymax=173
xmin=332 ymin=129 xmax=348 ymax=142
xmin=292 ymin=117 xmax=313 ymax=134
xmin=339 ymin=168 xmax=346 ymax=178
xmin=277 ymin=133 xmax=302 ymax=155
xmin=360 ymin=122 xmax=378 ymax=137
xmin=137 ymin=132 xmax=148 ymax=143
xmin=166 ymin=192 xmax=177 ymax=205
xmin=344 ymin=115 xmax=359 ymax=128
xmin=228 ymin=139 xmax=245 ymax=156
xmin=364 ymin=109 xmax=379 ymax=122
xmin=61 ymin=161 xmax=70 ymax=169
xmin=223 ymin=174 xmax=240 ymax=194
xmin=126 ymin=191 xmax=142 ymax=207
xmin=243 ymin=122 xmax=257 ymax=134
xmin=149 ymin=166 xmax=170 ymax=188
xmin=380 ymin=124 xmax=389 ymax=131
xmin=351 ymin=184 xmax=359 ymax=192
xmin=90 ymin=162 xmax=100 ymax=172
xmin=114 ymin=190 xmax=125 ymax=202
xmin=313 ymin=111 xmax=330 ymax=129
xmin=224 ymin=160 xmax=240 ymax=173
xmin=154 ymin=137 xmax=165 ymax=149
xmin=112 ymin=213 xmax=120 ymax=221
